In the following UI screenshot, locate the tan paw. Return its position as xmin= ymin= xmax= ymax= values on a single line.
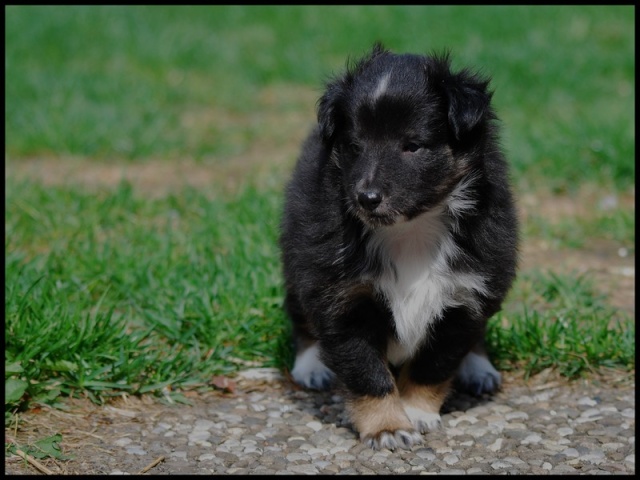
xmin=348 ymin=391 xmax=421 ymax=450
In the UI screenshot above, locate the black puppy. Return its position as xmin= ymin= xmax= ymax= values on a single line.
xmin=280 ymin=43 xmax=518 ymax=450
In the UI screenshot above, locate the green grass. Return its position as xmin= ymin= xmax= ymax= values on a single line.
xmin=5 ymin=6 xmax=636 ymax=420
xmin=488 ymin=271 xmax=634 ymax=378
xmin=5 ymin=180 xmax=292 ymax=415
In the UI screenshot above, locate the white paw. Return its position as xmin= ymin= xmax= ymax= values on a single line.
xmin=363 ymin=429 xmax=422 ymax=451
xmin=291 ymin=344 xmax=335 ymax=390
xmin=402 ymin=405 xmax=443 ymax=433
xmin=456 ymin=351 xmax=501 ymax=396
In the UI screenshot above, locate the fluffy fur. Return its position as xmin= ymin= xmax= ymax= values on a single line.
xmin=280 ymin=43 xmax=518 ymax=450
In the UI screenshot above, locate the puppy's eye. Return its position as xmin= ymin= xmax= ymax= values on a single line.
xmin=403 ymin=142 xmax=421 ymax=153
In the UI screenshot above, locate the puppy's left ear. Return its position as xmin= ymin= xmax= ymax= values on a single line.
xmin=433 ymin=56 xmax=493 ymax=141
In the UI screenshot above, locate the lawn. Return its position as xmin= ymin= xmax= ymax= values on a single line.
xmin=5 ymin=5 xmax=635 ymax=419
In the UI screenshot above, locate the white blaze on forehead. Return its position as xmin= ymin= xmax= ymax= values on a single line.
xmin=372 ymin=72 xmax=391 ymax=101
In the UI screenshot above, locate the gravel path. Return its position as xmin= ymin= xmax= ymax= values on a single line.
xmin=5 ymin=368 xmax=635 ymax=475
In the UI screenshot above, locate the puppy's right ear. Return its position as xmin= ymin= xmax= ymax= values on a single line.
xmin=317 ymin=80 xmax=345 ymax=145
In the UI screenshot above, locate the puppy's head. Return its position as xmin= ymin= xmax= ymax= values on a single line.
xmin=318 ymin=43 xmax=495 ymax=228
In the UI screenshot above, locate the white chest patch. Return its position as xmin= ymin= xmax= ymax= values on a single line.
xmin=369 ymin=189 xmax=488 ymax=366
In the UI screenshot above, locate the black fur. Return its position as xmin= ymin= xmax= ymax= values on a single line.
xmin=280 ymin=44 xmax=518 ymax=446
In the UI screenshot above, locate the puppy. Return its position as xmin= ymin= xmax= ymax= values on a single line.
xmin=280 ymin=43 xmax=518 ymax=450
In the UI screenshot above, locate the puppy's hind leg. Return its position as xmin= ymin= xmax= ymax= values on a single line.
xmin=285 ymin=292 xmax=335 ymax=390
xmin=291 ymin=342 xmax=335 ymax=390
xmin=456 ymin=341 xmax=502 ymax=396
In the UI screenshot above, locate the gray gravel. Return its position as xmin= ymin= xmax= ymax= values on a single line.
xmin=5 ymin=368 xmax=635 ymax=475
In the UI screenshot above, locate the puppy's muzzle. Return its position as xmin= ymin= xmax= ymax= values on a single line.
xmin=357 ymin=190 xmax=383 ymax=211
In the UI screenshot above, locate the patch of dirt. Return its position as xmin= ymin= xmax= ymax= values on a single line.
xmin=5 ymin=156 xmax=278 ymax=197
xmin=5 ymin=83 xmax=319 ymax=197
xmin=4 ymin=143 xmax=303 ymax=199
xmin=520 ymin=239 xmax=634 ymax=315
xmin=517 ymin=185 xmax=635 ymax=316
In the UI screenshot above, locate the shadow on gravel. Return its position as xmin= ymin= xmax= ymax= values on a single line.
xmin=442 ymin=388 xmax=494 ymax=414
xmin=284 ymin=377 xmax=495 ymax=434
xmin=285 ymin=385 xmax=351 ymax=429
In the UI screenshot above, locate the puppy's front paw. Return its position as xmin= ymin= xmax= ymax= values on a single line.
xmin=362 ymin=429 xmax=422 ymax=451
xmin=398 ymin=378 xmax=450 ymax=434
xmin=456 ymin=351 xmax=501 ymax=396
xmin=349 ymin=392 xmax=421 ymax=450
xmin=403 ymin=406 xmax=443 ymax=433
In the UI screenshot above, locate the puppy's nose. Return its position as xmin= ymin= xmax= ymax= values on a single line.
xmin=357 ymin=190 xmax=383 ymax=211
